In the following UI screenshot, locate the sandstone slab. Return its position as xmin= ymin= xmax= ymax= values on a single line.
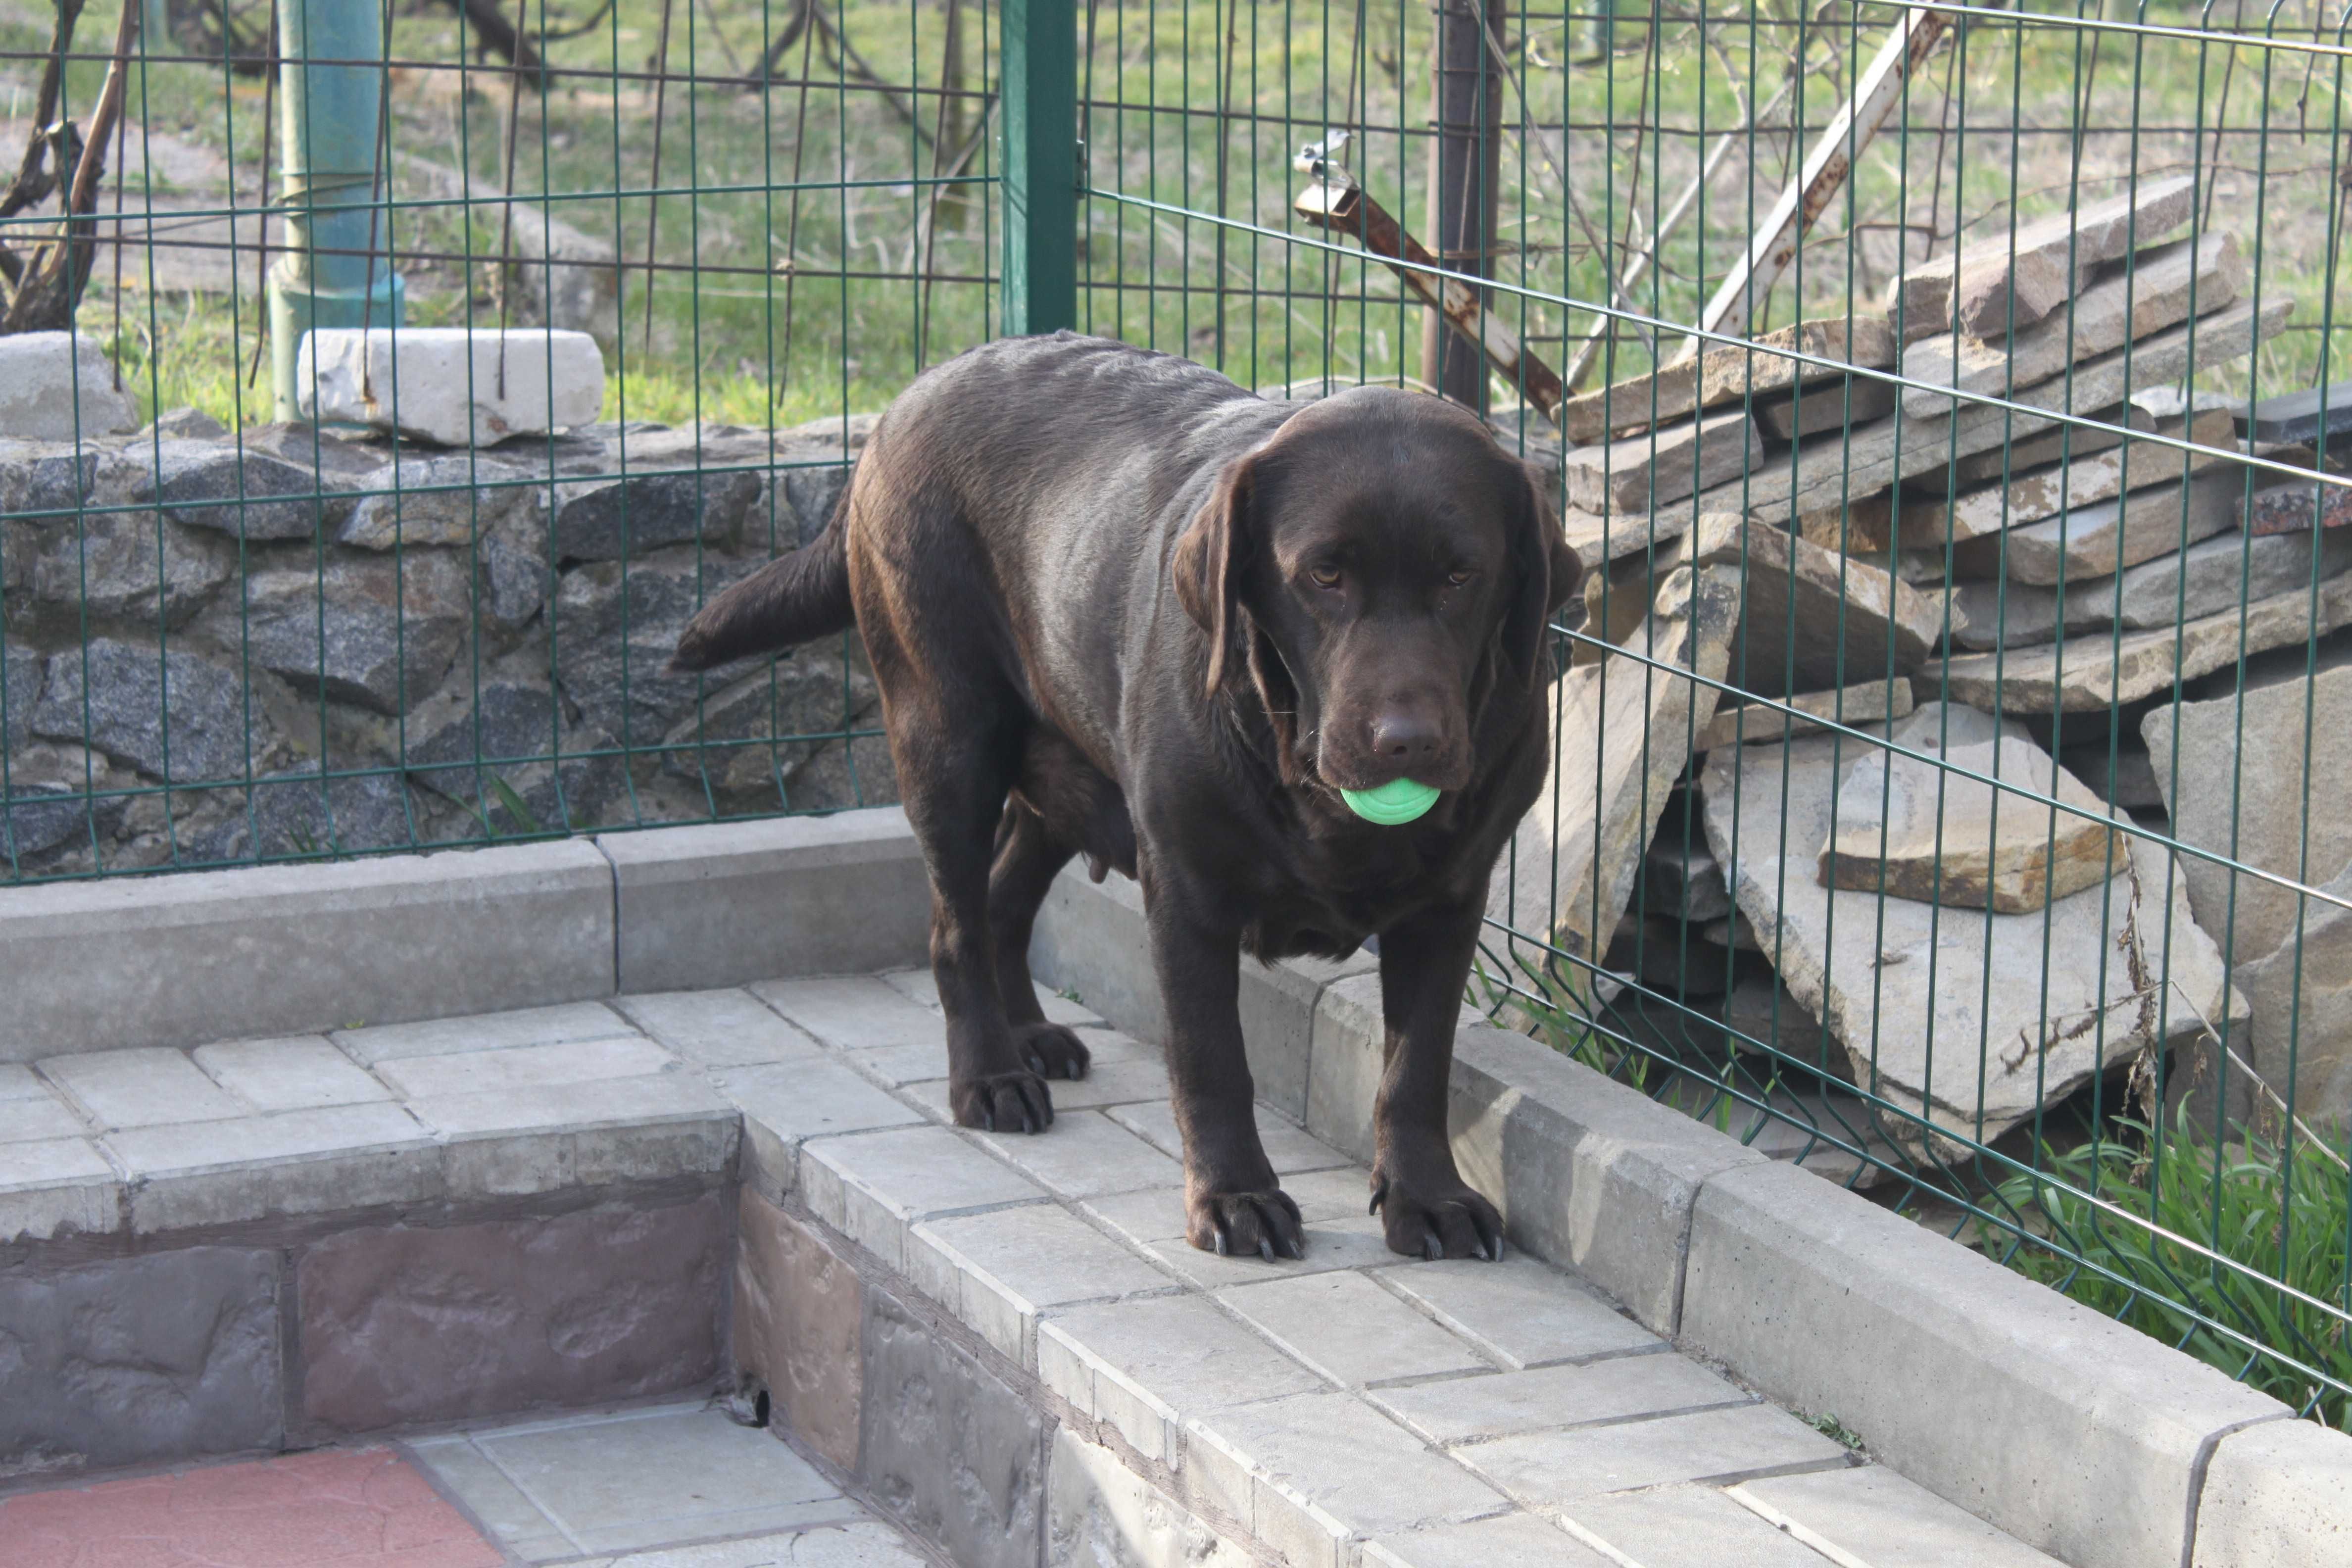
xmin=1942 ymin=571 xmax=2352 ymax=711
xmin=297 ymin=1191 xmax=725 ymax=1431
xmin=1950 ymin=526 xmax=2352 ymax=651
xmin=735 ymin=1187 xmax=866 ymax=1470
xmin=2243 ymin=477 xmax=2352 ymax=535
xmin=1909 ymin=407 xmax=2236 ymax=544
xmin=1752 ymin=375 xmax=1898 ymax=441
xmin=1693 ymin=515 xmax=1949 ymax=695
xmin=1489 ymin=563 xmax=1742 ymax=997
xmin=1701 ymin=703 xmax=2233 ymax=1154
xmin=1955 ymin=470 xmax=2243 ymax=585
xmin=1564 ymin=407 xmax=1763 ymax=514
xmin=1695 ymin=298 xmax=2291 ymax=524
xmin=1903 ymin=230 xmax=2241 ymax=420
xmin=1956 ymin=176 xmax=2199 ymax=339
xmin=0 ymin=331 xmax=138 ymax=441
xmin=1921 ymin=398 xmax=2153 ymax=490
xmin=298 ymin=327 xmax=605 ymax=447
xmin=1696 ymin=677 xmax=1914 ymax=752
xmin=1819 ymin=735 xmax=2125 ymax=913
xmin=1561 ymin=317 xmax=1896 ymax=444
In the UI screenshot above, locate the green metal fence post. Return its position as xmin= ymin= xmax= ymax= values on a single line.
xmin=267 ymin=0 xmax=406 ymax=421
xmin=999 ymin=0 xmax=1077 ymax=336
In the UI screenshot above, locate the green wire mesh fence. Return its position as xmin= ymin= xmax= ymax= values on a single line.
xmin=1 ymin=0 xmax=2349 ymax=1426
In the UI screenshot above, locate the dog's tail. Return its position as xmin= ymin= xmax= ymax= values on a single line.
xmin=667 ymin=500 xmax=855 ymax=674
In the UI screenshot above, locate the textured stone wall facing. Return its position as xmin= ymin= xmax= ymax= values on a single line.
xmin=0 ymin=412 xmax=897 ymax=879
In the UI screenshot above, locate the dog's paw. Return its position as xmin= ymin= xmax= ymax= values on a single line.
xmin=1186 ymin=1187 xmax=1305 ymax=1261
xmin=950 ymin=1070 xmax=1057 ymax=1135
xmin=1012 ymin=1021 xmax=1092 ymax=1080
xmin=1369 ymin=1170 xmax=1504 ymax=1261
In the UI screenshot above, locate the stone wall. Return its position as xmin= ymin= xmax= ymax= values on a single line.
xmin=0 ymin=411 xmax=895 ymax=877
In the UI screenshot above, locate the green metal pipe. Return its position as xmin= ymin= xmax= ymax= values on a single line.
xmin=268 ymin=0 xmax=404 ymax=421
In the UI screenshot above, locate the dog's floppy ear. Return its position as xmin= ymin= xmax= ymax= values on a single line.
xmin=1173 ymin=452 xmax=1259 ymax=695
xmin=1503 ymin=459 xmax=1582 ymax=688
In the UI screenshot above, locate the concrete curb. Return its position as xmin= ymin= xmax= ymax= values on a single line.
xmin=1025 ymin=863 xmax=2349 ymax=1568
xmin=0 ymin=809 xmax=930 ymax=1061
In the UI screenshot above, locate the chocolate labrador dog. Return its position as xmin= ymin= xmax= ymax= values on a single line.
xmin=672 ymin=333 xmax=1578 ymax=1262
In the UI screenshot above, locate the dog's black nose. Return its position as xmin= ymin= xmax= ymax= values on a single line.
xmin=1370 ymin=711 xmax=1442 ymax=763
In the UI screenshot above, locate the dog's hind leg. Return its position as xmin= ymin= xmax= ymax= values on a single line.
xmin=985 ymin=801 xmax=1092 ymax=1079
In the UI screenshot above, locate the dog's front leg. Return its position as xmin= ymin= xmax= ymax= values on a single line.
xmin=1146 ymin=888 xmax=1303 ymax=1261
xmin=1371 ymin=895 xmax=1505 ymax=1261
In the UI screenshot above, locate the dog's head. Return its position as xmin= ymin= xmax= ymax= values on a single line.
xmin=1173 ymin=387 xmax=1581 ymax=799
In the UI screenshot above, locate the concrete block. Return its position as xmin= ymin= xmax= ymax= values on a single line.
xmin=1020 ymin=1056 xmax=1168 ymax=1113
xmin=0 ymin=1247 xmax=279 ymax=1474
xmin=296 ymin=1190 xmax=725 ymax=1432
xmin=1563 ymin=1483 xmax=1841 ymax=1568
xmin=371 ymin=1033 xmax=673 ymax=1100
xmin=603 ymin=811 xmax=931 ymax=992
xmin=975 ymin=1109 xmax=1182 ymax=1199
xmin=1039 ymin=1296 xmax=1325 ymax=1465
xmin=1045 ymin=1426 xmax=1253 ymax=1568
xmin=1679 ymin=1160 xmax=2289 ymax=1568
xmin=1107 ymin=1097 xmax=1348 ymax=1177
xmin=881 ymin=967 xmax=1105 ymax=1029
xmin=754 ymin=974 xmax=944 ymax=1052
xmin=0 ymin=1136 xmax=120 ymax=1241
xmin=1029 ymin=863 xmax=1168 ymax=1045
xmin=38 ymin=1047 xmax=244 ymax=1128
xmin=720 ymin=1059 xmax=924 ymax=1199
xmin=297 ymin=327 xmax=604 ymax=447
xmin=798 ymin=1126 xmax=1047 ymax=1273
xmin=910 ymin=1203 xmax=1172 ymax=1367
xmin=410 ymin=1072 xmax=734 ymax=1198
xmin=1448 ymin=1023 xmax=1766 ymax=1334
xmin=193 ymin=1035 xmax=392 ymax=1112
xmin=335 ymin=1000 xmax=636 ymax=1064
xmin=860 ymin=1283 xmax=1046 ymax=1568
xmin=1218 ymin=1271 xmax=1487 ymax=1387
xmin=1735 ymin=1464 xmax=2070 ymax=1567
xmin=1372 ymin=1254 xmax=1661 ymax=1369
xmin=105 ymin=1103 xmax=441 ymax=1232
xmin=1369 ymin=1353 xmax=1747 ymax=1444
xmin=1367 ymin=1511 xmax=1617 ymax=1568
xmin=1132 ymin=1213 xmax=1400 ymax=1292
xmin=1190 ymin=1389 xmax=1509 ymax=1563
xmin=1238 ymin=952 xmax=1373 ymax=1121
xmin=612 ymin=987 xmax=823 ymax=1068
xmin=0 ymin=331 xmax=138 ymax=441
xmin=734 ymin=1188 xmax=867 ymax=1471
xmin=1455 ymin=1401 xmax=1850 ymax=1505
xmin=0 ymin=1074 xmax=86 ymax=1144
xmin=1305 ymin=973 xmax=1485 ymax=1167
xmin=2191 ymin=1417 xmax=2352 ymax=1567
xmin=0 ymin=839 xmax=616 ymax=1062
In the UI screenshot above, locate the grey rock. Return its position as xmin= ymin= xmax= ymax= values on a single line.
xmin=782 ymin=460 xmax=853 ymax=547
xmin=549 ymin=468 xmax=761 ymax=562
xmin=32 ymin=638 xmax=263 ymax=782
xmin=2 ymin=638 xmax=39 ymax=752
xmin=143 ymin=407 xmax=229 ymax=441
xmin=1644 ymin=833 xmax=1730 ymax=922
xmin=338 ymin=453 xmax=539 ymax=550
xmin=551 ymin=551 xmax=760 ymax=741
xmin=31 ymin=512 xmax=235 ymax=629
xmin=232 ymin=554 xmax=471 ymax=716
xmin=235 ymin=421 xmax=392 ymax=481
xmin=859 ymin=1284 xmax=1045 ymax=1568
xmin=0 ymin=1247 xmax=282 ymax=1477
xmin=3 ymin=780 xmax=90 ymax=861
xmin=661 ymin=649 xmax=878 ymax=798
xmin=404 ymin=679 xmax=626 ymax=833
xmin=782 ymin=730 xmax=900 ymax=813
xmin=186 ymin=766 xmax=419 ymax=863
xmin=0 ymin=440 xmax=101 ymax=516
xmin=478 ymin=523 xmax=549 ymax=631
xmin=137 ymin=440 xmax=328 ymax=540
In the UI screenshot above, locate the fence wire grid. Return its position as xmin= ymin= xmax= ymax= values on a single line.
xmin=0 ymin=0 xmax=2349 ymax=1428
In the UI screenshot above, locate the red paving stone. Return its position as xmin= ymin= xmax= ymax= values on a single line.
xmin=0 ymin=1448 xmax=506 ymax=1568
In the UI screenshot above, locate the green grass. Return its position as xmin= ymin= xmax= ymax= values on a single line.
xmin=1981 ymin=1114 xmax=2351 ymax=1429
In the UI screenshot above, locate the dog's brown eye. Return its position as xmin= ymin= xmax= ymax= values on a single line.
xmin=1446 ymin=568 xmax=1473 ymax=587
xmin=1309 ymin=563 xmax=1343 ymax=588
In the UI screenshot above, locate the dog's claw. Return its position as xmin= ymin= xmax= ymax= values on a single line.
xmin=1283 ymin=1234 xmax=1305 ymax=1261
xmin=980 ymin=1108 xmax=996 ymax=1133
xmin=1422 ymin=1229 xmax=1443 ymax=1262
xmin=1369 ymin=1179 xmax=1387 ymax=1217
xmin=1213 ymin=1217 xmax=1231 ymax=1257
xmin=1258 ymin=1236 xmax=1276 ymax=1263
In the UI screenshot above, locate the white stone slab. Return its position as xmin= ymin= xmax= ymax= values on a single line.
xmin=297 ymin=327 xmax=604 ymax=447
xmin=40 ymin=1047 xmax=244 ymax=1129
xmin=0 ymin=331 xmax=138 ymax=441
xmin=194 ymin=1035 xmax=393 ymax=1112
xmin=611 ymin=988 xmax=823 ymax=1068
xmin=1219 ymin=1271 xmax=1489 ymax=1387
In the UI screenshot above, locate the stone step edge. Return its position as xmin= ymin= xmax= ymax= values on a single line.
xmin=1025 ymin=863 xmax=2348 ymax=1568
xmin=0 ymin=807 xmax=930 ymax=1063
